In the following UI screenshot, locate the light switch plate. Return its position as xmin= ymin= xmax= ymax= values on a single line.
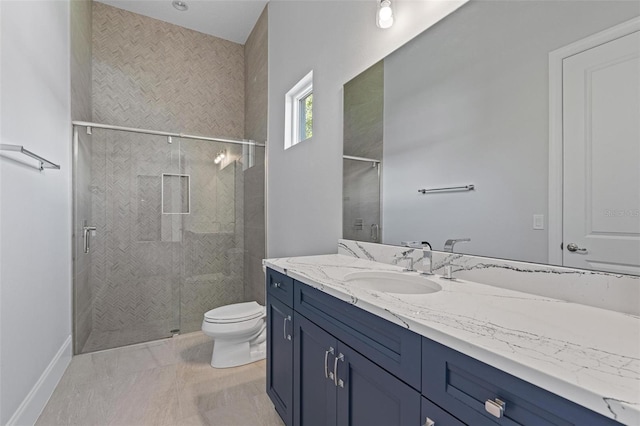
xmin=533 ymin=214 xmax=544 ymax=230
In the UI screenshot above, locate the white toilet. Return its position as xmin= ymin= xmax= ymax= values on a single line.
xmin=201 ymin=301 xmax=267 ymax=368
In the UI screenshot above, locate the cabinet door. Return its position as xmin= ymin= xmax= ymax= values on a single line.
xmin=267 ymin=296 xmax=294 ymax=426
xmin=294 ymin=313 xmax=338 ymax=426
xmin=335 ymin=343 xmax=421 ymax=426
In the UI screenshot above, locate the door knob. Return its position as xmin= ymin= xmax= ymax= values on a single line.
xmin=566 ymin=243 xmax=587 ymax=253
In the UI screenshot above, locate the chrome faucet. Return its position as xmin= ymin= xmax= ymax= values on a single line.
xmin=420 ymin=250 xmax=433 ymax=276
xmin=444 ymin=238 xmax=470 ymax=252
xmin=442 ymin=238 xmax=470 ymax=280
xmin=393 ymin=251 xmax=416 ymax=272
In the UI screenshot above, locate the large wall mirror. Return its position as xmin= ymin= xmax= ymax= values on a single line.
xmin=343 ymin=0 xmax=640 ymax=275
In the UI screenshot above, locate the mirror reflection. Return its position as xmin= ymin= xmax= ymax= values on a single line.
xmin=343 ymin=0 xmax=640 ymax=275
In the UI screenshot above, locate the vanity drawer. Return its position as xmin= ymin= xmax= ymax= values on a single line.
xmin=294 ymin=281 xmax=422 ymax=390
xmin=422 ymin=338 xmax=621 ymax=426
xmin=266 ymin=268 xmax=294 ymax=307
xmin=422 ymin=397 xmax=467 ymax=426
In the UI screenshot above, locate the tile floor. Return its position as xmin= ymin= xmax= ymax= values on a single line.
xmin=36 ymin=332 xmax=285 ymax=426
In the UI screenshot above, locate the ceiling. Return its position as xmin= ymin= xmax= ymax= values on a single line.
xmin=96 ymin=0 xmax=269 ymax=44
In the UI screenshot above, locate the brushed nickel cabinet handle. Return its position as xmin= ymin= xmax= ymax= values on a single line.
xmin=324 ymin=347 xmax=335 ymax=380
xmin=424 ymin=418 xmax=435 ymax=426
xmin=283 ymin=315 xmax=291 ymax=340
xmin=485 ymin=398 xmax=506 ymax=418
xmin=334 ymin=353 xmax=344 ymax=388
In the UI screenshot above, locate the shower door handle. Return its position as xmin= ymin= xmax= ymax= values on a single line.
xmin=83 ymin=225 xmax=97 ymax=254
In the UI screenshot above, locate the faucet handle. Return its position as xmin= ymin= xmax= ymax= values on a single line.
xmin=420 ymin=249 xmax=434 ymax=276
xmin=401 ymin=240 xmax=432 ymax=250
xmin=393 ymin=251 xmax=416 ymax=272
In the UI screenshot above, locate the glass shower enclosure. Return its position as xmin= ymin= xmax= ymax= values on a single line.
xmin=72 ymin=124 xmax=264 ymax=354
xmin=343 ymin=156 xmax=381 ymax=243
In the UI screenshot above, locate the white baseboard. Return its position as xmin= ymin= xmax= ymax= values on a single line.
xmin=6 ymin=335 xmax=72 ymax=426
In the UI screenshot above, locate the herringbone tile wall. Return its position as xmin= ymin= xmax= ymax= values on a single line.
xmin=81 ymin=4 xmax=256 ymax=353
xmin=92 ymin=2 xmax=245 ymax=137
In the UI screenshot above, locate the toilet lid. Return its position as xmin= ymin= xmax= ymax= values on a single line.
xmin=204 ymin=301 xmax=264 ymax=323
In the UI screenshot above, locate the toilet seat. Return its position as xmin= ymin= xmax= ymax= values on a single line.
xmin=204 ymin=301 xmax=264 ymax=324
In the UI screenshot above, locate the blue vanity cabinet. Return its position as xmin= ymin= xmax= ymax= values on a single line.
xmin=267 ymin=268 xmax=294 ymax=306
xmin=266 ymin=267 xmax=620 ymax=426
xmin=421 ymin=338 xmax=622 ymax=426
xmin=266 ymin=269 xmax=295 ymax=426
xmin=293 ymin=278 xmax=422 ymax=390
xmin=294 ymin=311 xmax=421 ymax=426
xmin=293 ymin=313 xmax=338 ymax=426
xmin=421 ymin=397 xmax=467 ymax=426
xmin=335 ymin=341 xmax=421 ymax=426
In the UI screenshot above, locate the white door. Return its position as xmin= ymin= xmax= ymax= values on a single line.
xmin=563 ymin=30 xmax=640 ymax=274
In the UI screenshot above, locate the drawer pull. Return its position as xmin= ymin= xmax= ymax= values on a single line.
xmin=485 ymin=398 xmax=506 ymax=418
xmin=324 ymin=347 xmax=335 ymax=380
xmin=424 ymin=417 xmax=435 ymax=426
xmin=272 ymin=281 xmax=282 ymax=288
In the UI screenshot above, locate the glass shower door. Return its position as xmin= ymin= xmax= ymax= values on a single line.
xmin=177 ymin=137 xmax=246 ymax=333
xmin=74 ymin=127 xmax=183 ymax=353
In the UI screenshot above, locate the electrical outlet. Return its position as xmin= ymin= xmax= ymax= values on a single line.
xmin=533 ymin=214 xmax=544 ymax=230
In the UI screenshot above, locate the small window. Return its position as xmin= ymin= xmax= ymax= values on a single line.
xmin=299 ymin=92 xmax=313 ymax=141
xmin=285 ymin=70 xmax=313 ymax=149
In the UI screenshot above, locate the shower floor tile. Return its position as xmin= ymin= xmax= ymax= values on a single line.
xmin=36 ymin=332 xmax=284 ymax=426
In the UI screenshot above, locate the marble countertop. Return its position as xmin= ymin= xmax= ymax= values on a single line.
xmin=264 ymin=254 xmax=640 ymax=425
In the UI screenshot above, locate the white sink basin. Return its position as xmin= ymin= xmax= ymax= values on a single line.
xmin=343 ymin=271 xmax=442 ymax=295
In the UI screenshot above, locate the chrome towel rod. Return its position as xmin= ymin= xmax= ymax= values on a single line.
xmin=72 ymin=121 xmax=266 ymax=147
xmin=343 ymin=155 xmax=381 ymax=164
xmin=418 ymin=184 xmax=474 ymax=194
xmin=0 ymin=144 xmax=61 ymax=171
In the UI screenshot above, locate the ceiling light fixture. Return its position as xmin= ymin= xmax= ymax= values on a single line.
xmin=214 ymin=150 xmax=226 ymax=165
xmin=172 ymin=0 xmax=188 ymax=12
xmin=376 ymin=0 xmax=394 ymax=29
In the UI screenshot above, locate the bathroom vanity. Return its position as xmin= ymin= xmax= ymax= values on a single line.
xmin=264 ymin=253 xmax=639 ymax=426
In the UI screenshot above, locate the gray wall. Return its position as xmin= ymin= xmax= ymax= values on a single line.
xmin=244 ymin=6 xmax=268 ymax=305
xmin=382 ymin=1 xmax=640 ymax=263
xmin=1 ymin=1 xmax=73 ymax=423
xmin=267 ymin=0 xmax=467 ymax=258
